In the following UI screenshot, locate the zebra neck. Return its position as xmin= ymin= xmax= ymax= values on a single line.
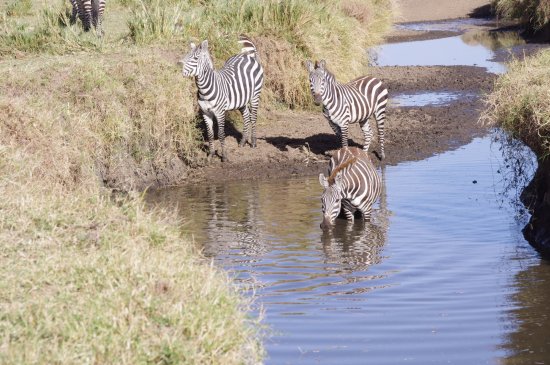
xmin=195 ymin=65 xmax=216 ymax=94
xmin=322 ymin=72 xmax=343 ymax=107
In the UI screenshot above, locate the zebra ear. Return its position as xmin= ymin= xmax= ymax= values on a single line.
xmin=200 ymin=40 xmax=209 ymax=50
xmin=319 ymin=173 xmax=329 ymax=189
xmin=305 ymin=60 xmax=314 ymax=72
xmin=190 ymin=42 xmax=196 ymax=49
xmin=318 ymin=59 xmax=326 ymax=70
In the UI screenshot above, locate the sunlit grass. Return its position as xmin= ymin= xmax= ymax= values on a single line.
xmin=481 ymin=49 xmax=550 ymax=157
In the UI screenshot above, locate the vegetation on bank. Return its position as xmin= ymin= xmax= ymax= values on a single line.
xmin=493 ymin=0 xmax=550 ymax=34
xmin=482 ymin=49 xmax=550 ymax=157
xmin=0 ymin=0 xmax=393 ymax=362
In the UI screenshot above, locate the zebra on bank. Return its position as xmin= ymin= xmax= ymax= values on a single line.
xmin=305 ymin=59 xmax=388 ymax=160
xmin=319 ymin=147 xmax=382 ymax=230
xmin=69 ymin=0 xmax=106 ymax=35
xmin=178 ymin=35 xmax=264 ymax=163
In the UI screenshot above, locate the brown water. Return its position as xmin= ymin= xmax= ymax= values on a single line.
xmin=146 ymin=136 xmax=550 ymax=364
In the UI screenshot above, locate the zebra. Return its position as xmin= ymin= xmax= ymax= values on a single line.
xmin=305 ymin=59 xmax=388 ymax=160
xmin=319 ymin=147 xmax=382 ymax=230
xmin=178 ymin=35 xmax=264 ymax=162
xmin=69 ymin=0 xmax=106 ymax=36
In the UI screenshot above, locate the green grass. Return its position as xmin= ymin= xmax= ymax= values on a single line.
xmin=482 ymin=49 xmax=550 ymax=157
xmin=0 ymin=145 xmax=262 ymax=364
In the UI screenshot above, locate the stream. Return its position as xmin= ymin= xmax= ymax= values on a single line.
xmin=146 ymin=20 xmax=550 ymax=364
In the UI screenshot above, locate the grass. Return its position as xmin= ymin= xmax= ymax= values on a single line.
xmin=0 ymin=144 xmax=262 ymax=364
xmin=493 ymin=0 xmax=550 ymax=33
xmin=481 ymin=49 xmax=550 ymax=157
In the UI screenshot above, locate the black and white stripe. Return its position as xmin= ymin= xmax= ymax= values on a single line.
xmin=319 ymin=147 xmax=382 ymax=229
xmin=306 ymin=59 xmax=388 ymax=160
xmin=70 ymin=0 xmax=106 ymax=35
xmin=179 ymin=35 xmax=264 ymax=162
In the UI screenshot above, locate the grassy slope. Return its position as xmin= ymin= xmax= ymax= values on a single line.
xmin=493 ymin=0 xmax=550 ymax=33
xmin=0 ymin=0 xmax=393 ymax=363
xmin=482 ymin=49 xmax=550 ymax=157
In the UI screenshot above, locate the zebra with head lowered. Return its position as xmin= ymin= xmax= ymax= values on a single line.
xmin=69 ymin=0 xmax=106 ymax=35
xmin=306 ymin=60 xmax=388 ymax=160
xmin=319 ymin=147 xmax=382 ymax=230
xmin=179 ymin=35 xmax=264 ymax=162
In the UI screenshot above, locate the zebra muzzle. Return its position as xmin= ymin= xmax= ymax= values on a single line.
xmin=320 ymin=215 xmax=333 ymax=230
xmin=313 ymin=94 xmax=322 ymax=105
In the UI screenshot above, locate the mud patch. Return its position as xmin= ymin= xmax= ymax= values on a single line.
xmin=185 ymin=64 xmax=494 ymax=184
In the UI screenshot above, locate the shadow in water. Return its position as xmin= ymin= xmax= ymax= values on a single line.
xmin=521 ymin=158 xmax=550 ymax=258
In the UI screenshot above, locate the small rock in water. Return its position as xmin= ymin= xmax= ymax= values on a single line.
xmin=472 ymin=180 xmax=478 ymax=184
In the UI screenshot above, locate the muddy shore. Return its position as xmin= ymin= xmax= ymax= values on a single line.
xmin=184 ymin=54 xmax=495 ymax=184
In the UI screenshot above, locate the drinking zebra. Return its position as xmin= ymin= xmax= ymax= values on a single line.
xmin=179 ymin=35 xmax=264 ymax=162
xmin=305 ymin=60 xmax=388 ymax=160
xmin=319 ymin=147 xmax=382 ymax=230
xmin=69 ymin=0 xmax=106 ymax=35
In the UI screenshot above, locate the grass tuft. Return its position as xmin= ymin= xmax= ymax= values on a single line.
xmin=481 ymin=49 xmax=550 ymax=157
xmin=493 ymin=0 xmax=550 ymax=32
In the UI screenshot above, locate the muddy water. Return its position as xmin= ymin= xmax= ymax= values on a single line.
xmin=146 ymin=137 xmax=550 ymax=364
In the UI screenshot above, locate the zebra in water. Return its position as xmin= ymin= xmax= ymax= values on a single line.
xmin=305 ymin=59 xmax=388 ymax=160
xmin=319 ymin=147 xmax=382 ymax=230
xmin=178 ymin=35 xmax=264 ymax=162
xmin=69 ymin=0 xmax=106 ymax=35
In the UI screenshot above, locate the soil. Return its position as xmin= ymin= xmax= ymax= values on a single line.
xmin=181 ymin=0 xmax=501 ymax=185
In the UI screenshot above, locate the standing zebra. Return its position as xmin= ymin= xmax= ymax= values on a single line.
xmin=179 ymin=35 xmax=264 ymax=162
xmin=306 ymin=60 xmax=388 ymax=160
xmin=319 ymin=147 xmax=382 ymax=230
xmin=69 ymin=0 xmax=106 ymax=36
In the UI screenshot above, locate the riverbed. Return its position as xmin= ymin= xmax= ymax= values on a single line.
xmin=146 ymin=19 xmax=550 ymax=364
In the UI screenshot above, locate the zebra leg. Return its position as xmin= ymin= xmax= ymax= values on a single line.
xmin=360 ymin=119 xmax=374 ymax=153
xmin=342 ymin=201 xmax=355 ymax=222
xmin=80 ymin=0 xmax=92 ymax=31
xmin=216 ymin=112 xmax=229 ymax=162
xmin=360 ymin=206 xmax=373 ymax=222
xmin=238 ymin=106 xmax=251 ymax=147
xmin=249 ymin=96 xmax=260 ymax=148
xmin=91 ymin=0 xmax=105 ymax=37
xmin=340 ymin=122 xmax=349 ymax=148
xmin=70 ymin=0 xmax=78 ymax=24
xmin=327 ymin=120 xmax=341 ymax=139
xmin=202 ymin=113 xmax=215 ymax=162
xmin=375 ymin=110 xmax=386 ymax=160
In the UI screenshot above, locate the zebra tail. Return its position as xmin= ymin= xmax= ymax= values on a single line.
xmin=238 ymin=34 xmax=258 ymax=56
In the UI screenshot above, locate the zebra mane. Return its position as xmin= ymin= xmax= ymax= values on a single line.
xmin=328 ymin=156 xmax=357 ymax=186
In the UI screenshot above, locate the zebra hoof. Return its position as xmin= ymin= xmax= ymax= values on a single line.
xmin=251 ymin=138 xmax=257 ymax=148
xmin=238 ymin=140 xmax=246 ymax=147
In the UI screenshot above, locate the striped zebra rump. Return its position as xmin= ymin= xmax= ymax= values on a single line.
xmin=70 ymin=0 xmax=106 ymax=35
xmin=319 ymin=147 xmax=382 ymax=230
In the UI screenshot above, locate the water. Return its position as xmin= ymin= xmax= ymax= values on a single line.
xmin=372 ymin=35 xmax=508 ymax=73
xmin=391 ymin=91 xmax=476 ymax=107
xmin=395 ymin=18 xmax=496 ymax=32
xmin=146 ymin=136 xmax=550 ymax=364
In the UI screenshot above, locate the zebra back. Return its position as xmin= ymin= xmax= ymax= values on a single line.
xmin=329 ymin=147 xmax=382 ymax=206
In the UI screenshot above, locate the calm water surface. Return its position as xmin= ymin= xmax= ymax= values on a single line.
xmin=147 ymin=137 xmax=550 ymax=364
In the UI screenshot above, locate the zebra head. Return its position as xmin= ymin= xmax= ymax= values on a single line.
xmin=319 ymin=172 xmax=343 ymax=230
xmin=179 ymin=40 xmax=213 ymax=77
xmin=306 ymin=60 xmax=327 ymax=106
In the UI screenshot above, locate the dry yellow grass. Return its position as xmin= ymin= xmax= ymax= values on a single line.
xmin=481 ymin=49 xmax=550 ymax=157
